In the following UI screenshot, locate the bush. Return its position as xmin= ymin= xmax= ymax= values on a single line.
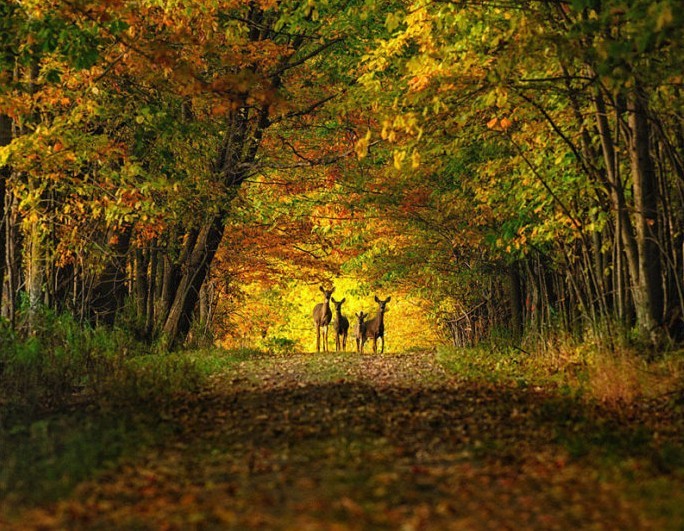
xmin=0 ymin=308 xmax=208 ymax=421
xmin=260 ymin=336 xmax=297 ymax=355
xmin=0 ymin=310 xmax=215 ymax=507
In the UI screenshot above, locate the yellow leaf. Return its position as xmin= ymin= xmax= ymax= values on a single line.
xmin=656 ymin=4 xmax=673 ymax=30
xmin=393 ymin=150 xmax=406 ymax=170
xmin=411 ymin=150 xmax=421 ymax=169
xmin=355 ymin=129 xmax=371 ymax=159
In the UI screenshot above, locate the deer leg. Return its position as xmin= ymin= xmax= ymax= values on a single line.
xmin=316 ymin=325 xmax=321 ymax=352
xmin=380 ymin=336 xmax=384 ymax=354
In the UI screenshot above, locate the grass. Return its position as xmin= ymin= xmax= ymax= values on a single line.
xmin=0 ymin=313 xmax=269 ymax=508
xmin=436 ymin=338 xmax=684 ymax=530
xmin=3 ymin=312 xmax=684 ymax=526
xmin=0 ymin=407 xmax=176 ymax=506
xmin=434 ymin=343 xmax=539 ymax=388
xmin=436 ymin=338 xmax=684 ymax=403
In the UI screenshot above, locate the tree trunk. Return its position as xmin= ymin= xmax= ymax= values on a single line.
xmin=0 ymin=113 xmax=11 ymax=314
xmin=508 ymin=263 xmax=523 ymax=340
xmin=161 ymin=216 xmax=225 ymax=348
xmin=2 ymin=192 xmax=21 ymax=324
xmin=134 ymin=247 xmax=148 ymax=330
xmin=90 ymin=225 xmax=132 ymax=326
xmin=627 ymin=87 xmax=664 ymax=342
xmin=26 ymin=214 xmax=44 ymax=331
xmin=145 ymin=241 xmax=157 ymax=338
xmin=595 ymin=89 xmax=642 ymax=323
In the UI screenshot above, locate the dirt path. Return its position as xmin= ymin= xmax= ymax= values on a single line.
xmin=5 ymin=351 xmax=665 ymax=529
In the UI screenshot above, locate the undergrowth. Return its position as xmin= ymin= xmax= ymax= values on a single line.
xmin=436 ymin=335 xmax=684 ymax=405
xmin=436 ymin=334 xmax=684 ymax=522
xmin=0 ymin=310 xmax=265 ymax=508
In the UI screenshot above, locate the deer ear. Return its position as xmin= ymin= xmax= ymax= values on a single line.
xmin=331 ymin=297 xmax=337 ymax=303
xmin=374 ymin=295 xmax=380 ymax=303
xmin=385 ymin=297 xmax=391 ymax=303
xmin=331 ymin=287 xmax=335 ymax=293
xmin=319 ymin=285 xmax=325 ymax=293
xmin=341 ymin=297 xmax=346 ymax=303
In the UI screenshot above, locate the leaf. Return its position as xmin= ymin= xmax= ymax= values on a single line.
xmin=355 ymin=129 xmax=372 ymax=159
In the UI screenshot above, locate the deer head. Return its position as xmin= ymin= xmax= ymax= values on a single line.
xmin=320 ymin=285 xmax=334 ymax=301
xmin=374 ymin=295 xmax=391 ymax=313
xmin=331 ymin=297 xmax=346 ymax=313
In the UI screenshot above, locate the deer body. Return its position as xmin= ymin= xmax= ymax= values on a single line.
xmin=362 ymin=296 xmax=391 ymax=354
xmin=313 ymin=286 xmax=334 ymax=352
xmin=331 ymin=297 xmax=349 ymax=352
xmin=353 ymin=311 xmax=368 ymax=354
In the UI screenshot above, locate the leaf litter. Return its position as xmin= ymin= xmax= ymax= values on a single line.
xmin=3 ymin=350 xmax=682 ymax=529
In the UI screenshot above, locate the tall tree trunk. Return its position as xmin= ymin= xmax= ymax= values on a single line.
xmin=154 ymin=228 xmax=196 ymax=334
xmin=162 ymin=216 xmax=225 ymax=348
xmin=2 ymin=193 xmax=21 ymax=324
xmin=508 ymin=263 xmax=523 ymax=340
xmin=0 ymin=113 xmax=11 ymax=314
xmin=145 ymin=241 xmax=157 ymax=338
xmin=627 ymin=87 xmax=664 ymax=342
xmin=595 ymin=89 xmax=641 ymax=323
xmin=26 ymin=213 xmax=44 ymax=331
xmin=134 ymin=247 xmax=148 ymax=330
xmin=160 ymin=102 xmax=269 ymax=348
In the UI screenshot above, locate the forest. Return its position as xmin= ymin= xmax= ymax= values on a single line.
xmin=1 ymin=0 xmax=684 ymax=528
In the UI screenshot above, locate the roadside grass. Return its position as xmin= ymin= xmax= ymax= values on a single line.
xmin=435 ymin=339 xmax=684 ymax=402
xmin=3 ymin=314 xmax=684 ymax=527
xmin=0 ymin=316 xmax=265 ymax=509
xmin=436 ymin=340 xmax=684 ymax=529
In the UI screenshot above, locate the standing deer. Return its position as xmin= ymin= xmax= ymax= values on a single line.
xmin=353 ymin=311 xmax=368 ymax=354
xmin=362 ymin=296 xmax=391 ymax=354
xmin=313 ymin=286 xmax=334 ymax=352
xmin=331 ymin=297 xmax=349 ymax=352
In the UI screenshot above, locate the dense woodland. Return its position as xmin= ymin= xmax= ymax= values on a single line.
xmin=2 ymin=1 xmax=684 ymax=527
xmin=0 ymin=0 xmax=683 ymax=350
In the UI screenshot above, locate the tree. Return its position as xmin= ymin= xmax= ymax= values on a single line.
xmin=352 ymin=0 xmax=684 ymax=346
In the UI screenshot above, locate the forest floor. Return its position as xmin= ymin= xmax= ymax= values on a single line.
xmin=2 ymin=349 xmax=684 ymax=530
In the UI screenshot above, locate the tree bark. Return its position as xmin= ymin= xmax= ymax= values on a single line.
xmin=2 ymin=192 xmax=21 ymax=324
xmin=134 ymin=247 xmax=149 ymax=329
xmin=90 ymin=225 xmax=132 ymax=326
xmin=508 ymin=263 xmax=523 ymax=340
xmin=161 ymin=216 xmax=225 ymax=348
xmin=627 ymin=87 xmax=664 ymax=341
xmin=0 ymin=113 xmax=11 ymax=315
xmin=26 ymin=212 xmax=44 ymax=330
xmin=145 ymin=241 xmax=157 ymax=338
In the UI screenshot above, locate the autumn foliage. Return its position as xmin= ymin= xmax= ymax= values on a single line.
xmin=1 ymin=1 xmax=684 ymax=527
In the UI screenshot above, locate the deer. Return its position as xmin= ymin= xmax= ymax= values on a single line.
xmin=353 ymin=311 xmax=368 ymax=354
xmin=313 ymin=286 xmax=334 ymax=352
xmin=362 ymin=296 xmax=391 ymax=354
xmin=331 ymin=297 xmax=349 ymax=352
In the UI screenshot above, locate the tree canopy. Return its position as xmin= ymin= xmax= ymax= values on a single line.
xmin=0 ymin=0 xmax=682 ymax=351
